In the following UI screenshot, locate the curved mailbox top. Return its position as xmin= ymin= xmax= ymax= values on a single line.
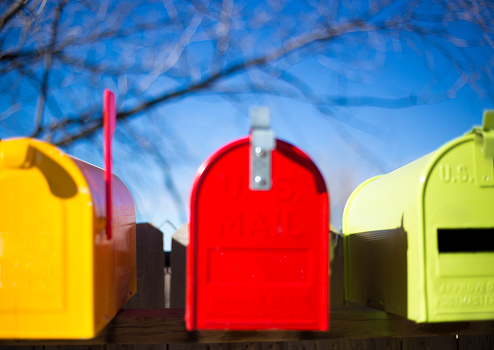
xmin=187 ymin=136 xmax=329 ymax=330
xmin=342 ymin=111 xmax=494 ymax=323
xmin=0 ymin=137 xmax=136 ymax=338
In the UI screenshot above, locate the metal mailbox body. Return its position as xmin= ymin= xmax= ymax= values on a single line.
xmin=343 ymin=113 xmax=494 ymax=323
xmin=186 ymin=137 xmax=329 ymax=330
xmin=0 ymin=138 xmax=136 ymax=338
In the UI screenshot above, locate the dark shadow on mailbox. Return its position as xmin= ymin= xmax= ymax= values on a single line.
xmin=31 ymin=146 xmax=78 ymax=199
xmin=346 ymin=222 xmax=408 ymax=317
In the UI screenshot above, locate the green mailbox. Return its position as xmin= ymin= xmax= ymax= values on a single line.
xmin=343 ymin=111 xmax=494 ymax=323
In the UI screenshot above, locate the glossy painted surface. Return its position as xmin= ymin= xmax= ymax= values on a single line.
xmin=343 ymin=111 xmax=494 ymax=323
xmin=0 ymin=138 xmax=136 ymax=338
xmin=187 ymin=137 xmax=329 ymax=330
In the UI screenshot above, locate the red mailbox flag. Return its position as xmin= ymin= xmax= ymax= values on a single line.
xmin=104 ymin=89 xmax=116 ymax=240
xmin=186 ymin=109 xmax=329 ymax=330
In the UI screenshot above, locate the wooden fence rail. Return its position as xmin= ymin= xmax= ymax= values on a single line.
xmin=1 ymin=223 xmax=493 ymax=350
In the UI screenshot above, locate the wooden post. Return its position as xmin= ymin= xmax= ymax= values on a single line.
xmin=118 ymin=223 xmax=166 ymax=350
xmin=123 ymin=223 xmax=165 ymax=309
xmin=165 ymin=251 xmax=171 ymax=308
xmin=330 ymin=231 xmax=345 ymax=307
xmin=170 ymin=224 xmax=189 ymax=308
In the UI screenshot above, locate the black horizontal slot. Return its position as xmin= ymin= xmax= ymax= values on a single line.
xmin=438 ymin=228 xmax=494 ymax=253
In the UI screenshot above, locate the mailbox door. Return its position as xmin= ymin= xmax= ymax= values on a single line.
xmin=0 ymin=138 xmax=136 ymax=338
xmin=187 ymin=137 xmax=329 ymax=330
xmin=424 ymin=137 xmax=494 ymax=322
xmin=0 ymin=139 xmax=94 ymax=338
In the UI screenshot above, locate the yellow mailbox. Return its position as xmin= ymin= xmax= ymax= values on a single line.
xmin=343 ymin=111 xmax=494 ymax=323
xmin=0 ymin=136 xmax=136 ymax=338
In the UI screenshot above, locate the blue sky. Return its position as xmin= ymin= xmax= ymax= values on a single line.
xmin=1 ymin=1 xmax=493 ymax=251
xmin=68 ymin=50 xmax=491 ymax=251
xmin=3 ymin=45 xmax=487 ymax=251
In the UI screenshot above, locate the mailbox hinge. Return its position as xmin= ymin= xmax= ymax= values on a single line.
xmin=250 ymin=107 xmax=275 ymax=191
xmin=470 ymin=110 xmax=494 ymax=187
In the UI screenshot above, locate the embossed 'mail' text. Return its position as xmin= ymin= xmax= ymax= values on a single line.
xmin=221 ymin=212 xmax=302 ymax=238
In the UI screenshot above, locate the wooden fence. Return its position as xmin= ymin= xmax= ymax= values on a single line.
xmin=1 ymin=223 xmax=493 ymax=350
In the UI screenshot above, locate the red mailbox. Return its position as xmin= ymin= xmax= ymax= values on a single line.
xmin=186 ymin=108 xmax=329 ymax=330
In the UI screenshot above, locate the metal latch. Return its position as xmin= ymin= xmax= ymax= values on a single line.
xmin=471 ymin=110 xmax=494 ymax=187
xmin=250 ymin=107 xmax=275 ymax=190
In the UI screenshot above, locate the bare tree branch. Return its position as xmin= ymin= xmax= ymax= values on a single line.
xmin=0 ymin=0 xmax=29 ymax=31
xmin=50 ymin=15 xmax=395 ymax=145
xmin=120 ymin=122 xmax=188 ymax=223
xmin=0 ymin=0 xmax=493 ymax=197
xmin=32 ymin=0 xmax=68 ymax=137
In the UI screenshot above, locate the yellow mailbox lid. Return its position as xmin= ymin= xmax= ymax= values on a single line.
xmin=343 ymin=111 xmax=494 ymax=323
xmin=0 ymin=138 xmax=136 ymax=338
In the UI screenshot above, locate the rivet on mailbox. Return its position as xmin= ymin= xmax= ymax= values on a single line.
xmin=343 ymin=110 xmax=494 ymax=323
xmin=186 ymin=108 xmax=330 ymax=330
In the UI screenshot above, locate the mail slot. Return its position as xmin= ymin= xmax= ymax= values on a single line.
xmin=0 ymin=91 xmax=136 ymax=338
xmin=186 ymin=108 xmax=329 ymax=330
xmin=343 ymin=111 xmax=494 ymax=323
